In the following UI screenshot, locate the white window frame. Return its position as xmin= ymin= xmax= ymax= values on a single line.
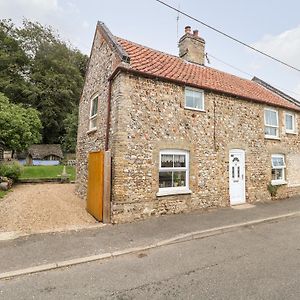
xmin=184 ymin=87 xmax=205 ymax=112
xmin=264 ymin=108 xmax=279 ymax=139
xmin=271 ymin=154 xmax=286 ymax=185
xmin=285 ymin=112 xmax=296 ymax=134
xmin=89 ymin=95 xmax=98 ymax=130
xmin=157 ymin=149 xmax=191 ymax=196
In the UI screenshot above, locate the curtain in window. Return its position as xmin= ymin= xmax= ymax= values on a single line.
xmin=265 ymin=110 xmax=277 ymax=126
xmin=272 ymin=156 xmax=284 ymax=167
xmin=285 ymin=115 xmax=293 ymax=130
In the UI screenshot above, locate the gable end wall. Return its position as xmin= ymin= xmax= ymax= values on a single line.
xmin=76 ymin=26 xmax=122 ymax=198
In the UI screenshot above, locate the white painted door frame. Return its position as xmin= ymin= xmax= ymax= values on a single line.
xmin=229 ymin=149 xmax=246 ymax=205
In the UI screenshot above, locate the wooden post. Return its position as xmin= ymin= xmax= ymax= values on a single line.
xmin=103 ymin=150 xmax=111 ymax=223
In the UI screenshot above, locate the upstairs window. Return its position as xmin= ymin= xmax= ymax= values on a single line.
xmin=185 ymin=87 xmax=204 ymax=111
xmin=285 ymin=112 xmax=295 ymax=133
xmin=264 ymin=109 xmax=278 ymax=138
xmin=158 ymin=149 xmax=190 ymax=195
xmin=271 ymin=154 xmax=286 ymax=185
xmin=89 ymin=96 xmax=98 ymax=130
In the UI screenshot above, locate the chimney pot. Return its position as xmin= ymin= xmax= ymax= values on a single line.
xmin=193 ymin=30 xmax=199 ymax=37
xmin=185 ymin=26 xmax=191 ymax=34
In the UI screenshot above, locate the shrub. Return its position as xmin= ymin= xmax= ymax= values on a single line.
xmin=267 ymin=182 xmax=279 ymax=198
xmin=0 ymin=162 xmax=23 ymax=182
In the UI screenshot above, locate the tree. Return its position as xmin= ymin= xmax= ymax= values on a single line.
xmin=61 ymin=108 xmax=78 ymax=153
xmin=29 ymin=41 xmax=85 ymax=143
xmin=0 ymin=93 xmax=42 ymax=152
xmin=0 ymin=20 xmax=32 ymax=104
xmin=0 ymin=19 xmax=88 ymax=147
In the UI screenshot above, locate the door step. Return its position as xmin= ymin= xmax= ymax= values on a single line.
xmin=231 ymin=203 xmax=255 ymax=210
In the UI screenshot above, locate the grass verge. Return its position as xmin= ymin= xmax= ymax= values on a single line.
xmin=20 ymin=165 xmax=76 ymax=181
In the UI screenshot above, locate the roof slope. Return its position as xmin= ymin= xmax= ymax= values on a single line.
xmin=116 ymin=37 xmax=300 ymax=111
xmin=28 ymin=144 xmax=63 ymax=159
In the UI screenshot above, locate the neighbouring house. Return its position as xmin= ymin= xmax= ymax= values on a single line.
xmin=76 ymin=22 xmax=300 ymax=223
xmin=3 ymin=151 xmax=13 ymax=160
xmin=18 ymin=144 xmax=63 ymax=166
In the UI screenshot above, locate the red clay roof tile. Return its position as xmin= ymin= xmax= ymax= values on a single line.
xmin=116 ymin=37 xmax=300 ymax=111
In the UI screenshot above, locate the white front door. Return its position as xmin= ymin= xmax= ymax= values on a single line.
xmin=229 ymin=149 xmax=246 ymax=205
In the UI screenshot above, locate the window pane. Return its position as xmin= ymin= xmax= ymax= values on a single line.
xmin=265 ymin=110 xmax=277 ymax=126
xmin=161 ymin=155 xmax=173 ymax=168
xmin=159 ymin=172 xmax=172 ymax=188
xmin=185 ymin=89 xmax=194 ymax=98
xmin=173 ymin=171 xmax=186 ymax=187
xmin=185 ymin=89 xmax=203 ymax=110
xmin=185 ymin=96 xmax=194 ymax=108
xmin=272 ymin=156 xmax=284 ymax=167
xmin=90 ymin=117 xmax=97 ymax=129
xmin=194 ymin=96 xmax=203 ymax=110
xmin=91 ymin=97 xmax=98 ymax=116
xmin=174 ymin=155 xmax=186 ymax=167
xmin=265 ymin=126 xmax=277 ymax=136
xmin=285 ymin=114 xmax=293 ymax=130
xmin=272 ymin=168 xmax=283 ymax=181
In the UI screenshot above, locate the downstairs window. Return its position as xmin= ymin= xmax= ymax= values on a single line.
xmin=158 ymin=149 xmax=190 ymax=196
xmin=271 ymin=154 xmax=286 ymax=185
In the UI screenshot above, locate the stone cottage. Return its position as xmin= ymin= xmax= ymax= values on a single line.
xmin=18 ymin=144 xmax=63 ymax=166
xmin=76 ymin=22 xmax=300 ymax=223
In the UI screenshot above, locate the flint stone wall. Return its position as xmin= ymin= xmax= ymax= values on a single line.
xmin=110 ymin=74 xmax=300 ymax=223
xmin=76 ymin=27 xmax=121 ymax=198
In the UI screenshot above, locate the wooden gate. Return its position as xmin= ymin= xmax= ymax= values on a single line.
xmin=87 ymin=151 xmax=104 ymax=221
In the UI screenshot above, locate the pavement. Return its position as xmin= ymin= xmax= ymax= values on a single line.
xmin=0 ymin=196 xmax=300 ymax=279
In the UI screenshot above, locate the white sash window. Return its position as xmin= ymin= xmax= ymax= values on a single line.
xmin=157 ymin=149 xmax=191 ymax=196
xmin=265 ymin=109 xmax=279 ymax=138
xmin=271 ymin=154 xmax=286 ymax=185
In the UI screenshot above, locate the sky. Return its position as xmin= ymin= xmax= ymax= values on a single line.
xmin=1 ymin=0 xmax=300 ymax=100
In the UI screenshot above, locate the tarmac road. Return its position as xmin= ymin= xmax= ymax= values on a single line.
xmin=1 ymin=215 xmax=299 ymax=299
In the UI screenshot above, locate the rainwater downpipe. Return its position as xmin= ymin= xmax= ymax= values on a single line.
xmin=105 ymin=79 xmax=112 ymax=151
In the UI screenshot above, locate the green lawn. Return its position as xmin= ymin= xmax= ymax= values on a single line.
xmin=20 ymin=165 xmax=76 ymax=181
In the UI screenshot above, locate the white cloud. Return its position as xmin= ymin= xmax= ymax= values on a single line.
xmin=82 ymin=20 xmax=89 ymax=29
xmin=252 ymin=25 xmax=300 ymax=69
xmin=0 ymin=0 xmax=63 ymax=24
xmin=293 ymin=82 xmax=300 ymax=98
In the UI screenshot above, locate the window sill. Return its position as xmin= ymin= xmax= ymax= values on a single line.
xmin=184 ymin=107 xmax=205 ymax=113
xmin=271 ymin=180 xmax=287 ymax=186
xmin=156 ymin=189 xmax=192 ymax=197
xmin=87 ymin=128 xmax=97 ymax=134
xmin=264 ymin=135 xmax=280 ymax=140
xmin=286 ymin=131 xmax=297 ymax=135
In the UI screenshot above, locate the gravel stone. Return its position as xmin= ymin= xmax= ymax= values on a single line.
xmin=0 ymin=184 xmax=97 ymax=234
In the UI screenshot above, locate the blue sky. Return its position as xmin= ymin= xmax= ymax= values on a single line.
xmin=1 ymin=0 xmax=300 ymax=100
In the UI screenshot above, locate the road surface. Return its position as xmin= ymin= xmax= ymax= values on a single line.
xmin=1 ymin=216 xmax=299 ymax=299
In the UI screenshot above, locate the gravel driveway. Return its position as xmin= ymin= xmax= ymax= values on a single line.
xmin=0 ymin=184 xmax=98 ymax=234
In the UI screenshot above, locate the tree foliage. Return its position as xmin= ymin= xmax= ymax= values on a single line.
xmin=0 ymin=19 xmax=31 ymax=104
xmin=0 ymin=93 xmax=42 ymax=152
xmin=61 ymin=108 xmax=78 ymax=153
xmin=0 ymin=19 xmax=88 ymax=148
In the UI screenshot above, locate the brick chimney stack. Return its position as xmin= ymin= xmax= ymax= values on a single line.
xmin=178 ymin=26 xmax=205 ymax=65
